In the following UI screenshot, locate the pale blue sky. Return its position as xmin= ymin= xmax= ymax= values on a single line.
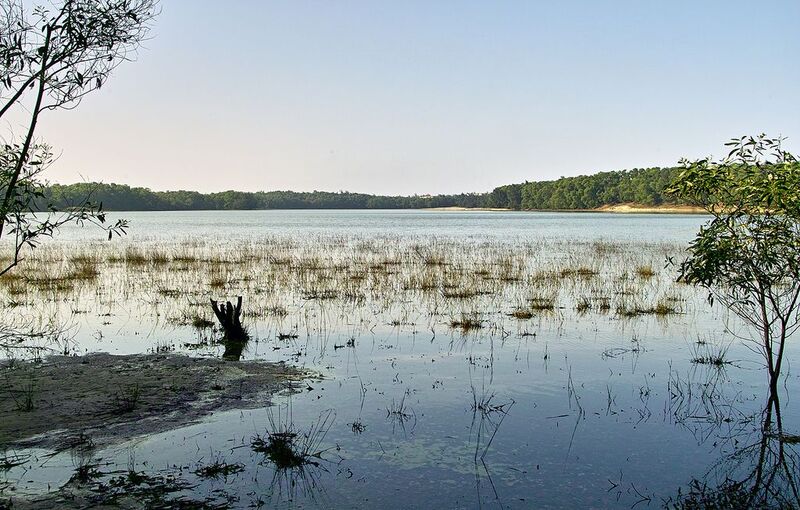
xmin=25 ymin=0 xmax=800 ymax=194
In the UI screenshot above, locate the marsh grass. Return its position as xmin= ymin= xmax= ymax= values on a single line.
xmin=386 ymin=393 xmax=417 ymax=432
xmin=194 ymin=452 xmax=244 ymax=479
xmin=529 ymin=296 xmax=556 ymax=311
xmin=10 ymin=370 xmax=36 ymax=411
xmin=450 ymin=314 xmax=483 ymax=332
xmin=0 ymin=236 xmax=697 ymax=362
xmin=635 ymin=265 xmax=656 ymax=279
xmin=252 ymin=406 xmax=335 ymax=469
xmin=509 ymin=308 xmax=533 ymax=319
xmin=690 ymin=343 xmax=732 ymax=367
xmin=560 ymin=267 xmax=598 ymax=279
xmin=191 ymin=316 xmax=215 ymax=329
xmin=113 ymin=383 xmax=141 ymax=413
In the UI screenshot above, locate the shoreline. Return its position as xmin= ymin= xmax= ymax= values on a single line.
xmin=422 ymin=203 xmax=707 ymax=214
xmin=1 ymin=352 xmax=309 ymax=450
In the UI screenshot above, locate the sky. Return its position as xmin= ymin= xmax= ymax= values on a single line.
xmin=8 ymin=0 xmax=800 ymax=195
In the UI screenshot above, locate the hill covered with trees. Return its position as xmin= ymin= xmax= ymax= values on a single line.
xmin=44 ymin=166 xmax=684 ymax=211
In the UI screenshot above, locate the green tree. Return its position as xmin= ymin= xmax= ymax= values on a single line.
xmin=668 ymin=135 xmax=800 ymax=393
xmin=0 ymin=0 xmax=158 ymax=274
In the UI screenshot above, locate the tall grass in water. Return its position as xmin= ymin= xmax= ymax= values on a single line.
xmin=0 ymin=235 xmax=699 ymax=359
xmin=251 ymin=405 xmax=335 ymax=468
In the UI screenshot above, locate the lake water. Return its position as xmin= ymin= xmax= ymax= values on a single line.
xmin=4 ymin=210 xmax=799 ymax=509
xmin=53 ymin=209 xmax=706 ymax=243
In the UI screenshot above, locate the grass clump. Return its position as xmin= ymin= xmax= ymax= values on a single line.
xmin=690 ymin=343 xmax=732 ymax=367
xmin=10 ymin=371 xmax=36 ymax=412
xmin=529 ymin=296 xmax=556 ymax=311
xmin=113 ymin=383 xmax=141 ymax=413
xmin=653 ymin=301 xmax=679 ymax=316
xmin=450 ymin=314 xmax=483 ymax=332
xmin=194 ymin=453 xmax=244 ymax=479
xmin=191 ymin=316 xmax=215 ymax=329
xmin=575 ymin=298 xmax=591 ymax=313
xmin=559 ymin=266 xmax=598 ymax=279
xmin=509 ymin=308 xmax=533 ymax=320
xmin=635 ymin=265 xmax=655 ymax=279
xmin=251 ymin=408 xmax=335 ymax=469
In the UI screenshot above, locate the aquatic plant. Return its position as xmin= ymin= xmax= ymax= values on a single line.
xmin=252 ymin=406 xmax=335 ymax=469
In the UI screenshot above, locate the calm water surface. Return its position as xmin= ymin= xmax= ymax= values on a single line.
xmin=54 ymin=209 xmax=706 ymax=243
xmin=6 ymin=210 xmax=799 ymax=509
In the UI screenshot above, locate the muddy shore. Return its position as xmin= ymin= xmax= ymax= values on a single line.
xmin=0 ymin=353 xmax=309 ymax=450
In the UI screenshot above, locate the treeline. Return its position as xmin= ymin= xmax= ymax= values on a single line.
xmin=44 ymin=166 xmax=683 ymax=211
xmin=487 ymin=167 xmax=683 ymax=210
xmin=44 ymin=183 xmax=486 ymax=210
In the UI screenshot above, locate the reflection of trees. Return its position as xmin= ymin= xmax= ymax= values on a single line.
xmin=671 ymin=390 xmax=800 ymax=509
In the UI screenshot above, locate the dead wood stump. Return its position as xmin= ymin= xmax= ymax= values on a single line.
xmin=210 ymin=296 xmax=248 ymax=346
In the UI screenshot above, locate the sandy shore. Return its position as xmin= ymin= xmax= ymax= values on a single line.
xmin=1 ymin=353 xmax=308 ymax=450
xmin=593 ymin=203 xmax=706 ymax=214
xmin=423 ymin=203 xmax=706 ymax=214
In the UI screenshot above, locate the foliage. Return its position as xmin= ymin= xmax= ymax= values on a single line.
xmin=499 ymin=166 xmax=683 ymax=210
xmin=0 ymin=0 xmax=158 ymax=275
xmin=668 ymin=135 xmax=800 ymax=391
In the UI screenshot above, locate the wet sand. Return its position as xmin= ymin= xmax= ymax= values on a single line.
xmin=1 ymin=353 xmax=309 ymax=450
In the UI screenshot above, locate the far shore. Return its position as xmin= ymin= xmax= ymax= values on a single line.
xmin=592 ymin=203 xmax=707 ymax=214
xmin=423 ymin=203 xmax=707 ymax=214
xmin=423 ymin=206 xmax=512 ymax=212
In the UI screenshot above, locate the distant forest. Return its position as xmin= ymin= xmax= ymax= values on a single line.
xmin=44 ymin=166 xmax=683 ymax=211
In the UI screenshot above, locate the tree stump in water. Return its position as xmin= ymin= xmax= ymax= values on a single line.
xmin=210 ymin=296 xmax=248 ymax=360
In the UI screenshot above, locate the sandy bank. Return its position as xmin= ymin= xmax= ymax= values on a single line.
xmin=424 ymin=203 xmax=707 ymax=214
xmin=593 ymin=203 xmax=706 ymax=214
xmin=1 ymin=353 xmax=308 ymax=450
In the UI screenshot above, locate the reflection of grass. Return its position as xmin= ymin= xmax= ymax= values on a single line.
xmin=0 ymin=452 xmax=29 ymax=471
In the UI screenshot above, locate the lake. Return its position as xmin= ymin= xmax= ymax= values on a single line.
xmin=3 ymin=210 xmax=798 ymax=509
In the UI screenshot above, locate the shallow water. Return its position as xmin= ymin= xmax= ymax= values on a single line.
xmin=3 ymin=210 xmax=798 ymax=508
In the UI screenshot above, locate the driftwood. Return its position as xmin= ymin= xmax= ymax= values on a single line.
xmin=210 ymin=296 xmax=248 ymax=360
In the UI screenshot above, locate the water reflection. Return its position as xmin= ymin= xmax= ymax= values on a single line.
xmin=221 ymin=335 xmax=248 ymax=361
xmin=672 ymin=389 xmax=800 ymax=508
